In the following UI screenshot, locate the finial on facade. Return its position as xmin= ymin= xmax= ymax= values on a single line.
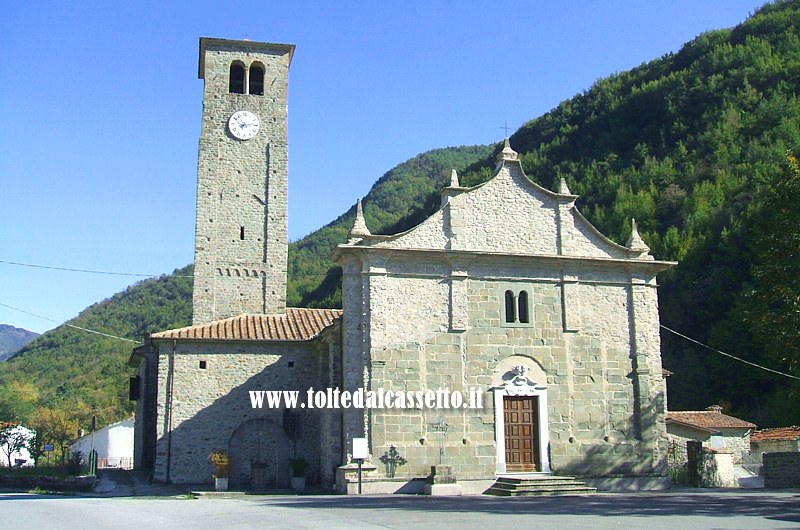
xmin=349 ymin=198 xmax=371 ymax=238
xmin=449 ymin=169 xmax=460 ymax=188
xmin=559 ymin=177 xmax=571 ymax=195
xmin=626 ymin=218 xmax=650 ymax=252
xmin=496 ymin=137 xmax=519 ymax=164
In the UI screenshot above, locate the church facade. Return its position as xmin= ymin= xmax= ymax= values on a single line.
xmin=131 ymin=37 xmax=675 ymax=493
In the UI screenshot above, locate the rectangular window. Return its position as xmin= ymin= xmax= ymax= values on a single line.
xmin=283 ymin=409 xmax=303 ymax=440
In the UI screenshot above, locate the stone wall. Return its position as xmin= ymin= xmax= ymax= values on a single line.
xmin=763 ymin=452 xmax=800 ymax=488
xmin=148 ymin=330 xmax=341 ymax=487
xmin=752 ymin=439 xmax=800 ymax=459
xmin=698 ymin=450 xmax=736 ymax=488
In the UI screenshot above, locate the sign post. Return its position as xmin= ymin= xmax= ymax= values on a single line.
xmin=352 ymin=437 xmax=368 ymax=495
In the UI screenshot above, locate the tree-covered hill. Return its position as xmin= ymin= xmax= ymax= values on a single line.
xmin=2 ymin=0 xmax=798 ymax=432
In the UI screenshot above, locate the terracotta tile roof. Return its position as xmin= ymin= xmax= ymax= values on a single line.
xmin=667 ymin=410 xmax=757 ymax=430
xmin=149 ymin=308 xmax=342 ymax=342
xmin=751 ymin=426 xmax=800 ymax=442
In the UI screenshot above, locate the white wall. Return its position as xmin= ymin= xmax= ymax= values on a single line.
xmin=71 ymin=418 xmax=134 ymax=468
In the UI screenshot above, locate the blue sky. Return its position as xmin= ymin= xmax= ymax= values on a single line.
xmin=1 ymin=1 xmax=767 ymax=334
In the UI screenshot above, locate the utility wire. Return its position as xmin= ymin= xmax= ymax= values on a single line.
xmin=5 ymin=261 xmax=795 ymax=379
xmin=0 ymin=259 xmax=331 ymax=279
xmin=661 ymin=324 xmax=800 ymax=381
xmin=0 ymin=301 xmax=141 ymax=345
xmin=0 ymin=259 xmax=193 ymax=278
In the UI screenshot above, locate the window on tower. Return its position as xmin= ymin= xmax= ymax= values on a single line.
xmin=229 ymin=62 xmax=245 ymax=94
xmin=249 ymin=64 xmax=265 ymax=96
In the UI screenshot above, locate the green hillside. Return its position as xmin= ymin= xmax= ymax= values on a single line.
xmin=1 ymin=0 xmax=799 ymax=434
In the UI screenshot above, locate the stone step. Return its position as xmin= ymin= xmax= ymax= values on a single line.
xmin=495 ymin=476 xmax=586 ymax=485
xmin=486 ymin=486 xmax=597 ymax=497
xmin=485 ymin=475 xmax=596 ymax=497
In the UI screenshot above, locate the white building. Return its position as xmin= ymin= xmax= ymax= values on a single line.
xmin=71 ymin=418 xmax=134 ymax=469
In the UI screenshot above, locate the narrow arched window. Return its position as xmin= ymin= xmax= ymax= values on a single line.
xmin=249 ymin=64 xmax=265 ymax=96
xmin=229 ymin=63 xmax=245 ymax=94
xmin=240 ymin=226 xmax=246 ymax=240
xmin=518 ymin=290 xmax=529 ymax=323
xmin=505 ymin=290 xmax=516 ymax=323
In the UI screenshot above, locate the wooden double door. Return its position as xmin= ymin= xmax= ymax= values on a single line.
xmin=503 ymin=396 xmax=541 ymax=472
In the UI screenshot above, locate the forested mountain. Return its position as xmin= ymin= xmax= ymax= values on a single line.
xmin=0 ymin=325 xmax=39 ymax=362
xmin=1 ymin=1 xmax=798 ymax=434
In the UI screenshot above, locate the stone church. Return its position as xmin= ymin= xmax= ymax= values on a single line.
xmin=130 ymin=37 xmax=676 ymax=493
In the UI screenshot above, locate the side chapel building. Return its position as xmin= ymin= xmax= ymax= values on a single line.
xmin=130 ymin=37 xmax=676 ymax=493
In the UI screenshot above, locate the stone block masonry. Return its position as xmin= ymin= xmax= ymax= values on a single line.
xmin=192 ymin=38 xmax=293 ymax=323
xmin=763 ymin=452 xmax=800 ymax=488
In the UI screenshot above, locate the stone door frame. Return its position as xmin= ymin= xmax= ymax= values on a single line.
xmin=493 ymin=365 xmax=551 ymax=474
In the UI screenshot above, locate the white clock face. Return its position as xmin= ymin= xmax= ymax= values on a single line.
xmin=228 ymin=110 xmax=260 ymax=140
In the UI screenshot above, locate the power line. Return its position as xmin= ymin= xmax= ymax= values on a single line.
xmin=661 ymin=324 xmax=800 ymax=381
xmin=0 ymin=259 xmax=332 ymax=279
xmin=0 ymin=259 xmax=193 ymax=278
xmin=0 ymin=301 xmax=141 ymax=345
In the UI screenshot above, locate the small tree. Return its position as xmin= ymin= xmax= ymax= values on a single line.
xmin=0 ymin=422 xmax=35 ymax=467
xmin=30 ymin=407 xmax=79 ymax=465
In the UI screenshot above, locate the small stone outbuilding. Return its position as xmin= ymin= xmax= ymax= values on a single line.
xmin=666 ymin=406 xmax=756 ymax=464
xmin=750 ymin=426 xmax=800 ymax=457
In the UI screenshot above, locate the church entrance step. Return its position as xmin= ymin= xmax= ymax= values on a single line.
xmin=485 ymin=475 xmax=597 ymax=497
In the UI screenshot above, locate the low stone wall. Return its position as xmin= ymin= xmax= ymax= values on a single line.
xmin=763 ymin=452 xmax=800 ymax=488
xmin=0 ymin=473 xmax=96 ymax=492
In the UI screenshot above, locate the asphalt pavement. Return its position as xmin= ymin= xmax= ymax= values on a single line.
xmin=1 ymin=488 xmax=799 ymax=529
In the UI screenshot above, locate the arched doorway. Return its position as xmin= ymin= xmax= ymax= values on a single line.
xmin=228 ymin=418 xmax=292 ymax=489
xmin=492 ymin=357 xmax=551 ymax=474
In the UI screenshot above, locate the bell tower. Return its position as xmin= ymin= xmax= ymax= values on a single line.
xmin=192 ymin=38 xmax=294 ymax=324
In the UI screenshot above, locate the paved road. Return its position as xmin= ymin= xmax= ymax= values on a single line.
xmin=1 ymin=490 xmax=799 ymax=529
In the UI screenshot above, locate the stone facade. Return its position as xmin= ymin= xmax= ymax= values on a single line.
xmin=334 ymin=142 xmax=675 ymax=489
xmin=192 ymin=38 xmax=293 ymax=324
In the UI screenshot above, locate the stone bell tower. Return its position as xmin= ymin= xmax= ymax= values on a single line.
xmin=192 ymin=38 xmax=294 ymax=324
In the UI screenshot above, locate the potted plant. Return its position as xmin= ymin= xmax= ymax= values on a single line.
xmin=208 ymin=450 xmax=230 ymax=491
xmin=289 ymin=458 xmax=308 ymax=491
